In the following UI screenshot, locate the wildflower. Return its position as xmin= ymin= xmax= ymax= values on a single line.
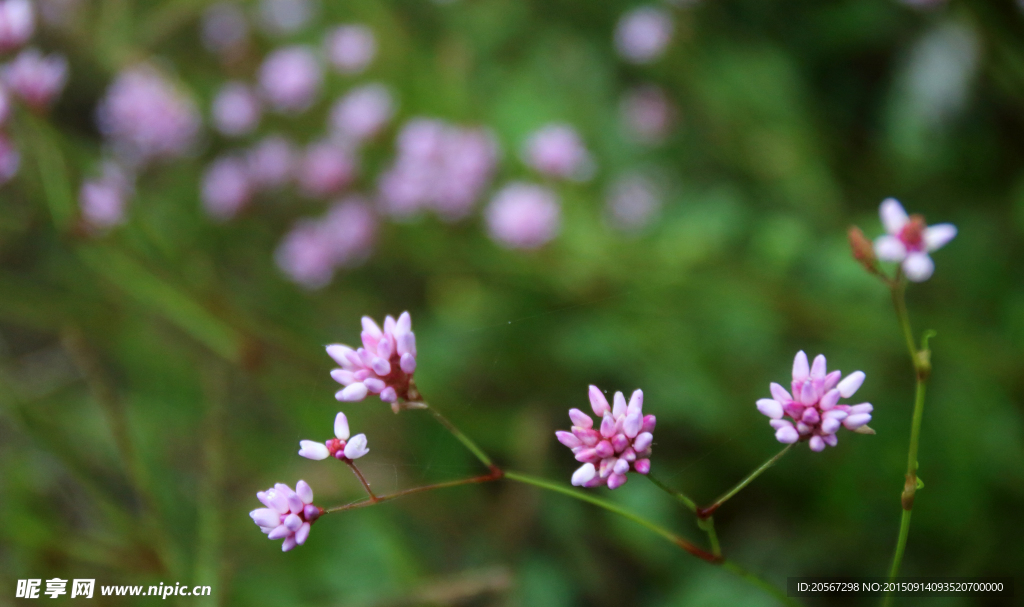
xmin=521 ymin=123 xmax=593 ymax=181
xmin=614 ymin=6 xmax=674 ymax=64
xmin=96 ymin=65 xmax=201 ymax=165
xmin=245 ymin=135 xmax=296 ymax=192
xmin=556 ymin=386 xmax=656 ymax=490
xmin=0 ymin=82 xmax=8 ymax=125
xmin=327 ymin=312 xmax=418 ymax=410
xmin=79 ymin=161 xmax=133 ymax=232
xmin=211 ymin=81 xmax=262 ymax=137
xmin=258 ymin=46 xmax=322 ymax=114
xmin=605 ymin=173 xmax=662 ymax=233
xmin=275 ymin=218 xmax=337 ymax=289
xmin=250 ymin=480 xmax=320 ymax=551
xmin=200 ymin=3 xmax=249 ymax=57
xmin=298 ymin=412 xmax=370 ymax=461
xmin=296 ymin=140 xmax=356 ymax=198
xmin=757 ymin=351 xmax=873 ymax=452
xmin=2 ymin=48 xmax=67 ymax=109
xmin=328 ymin=83 xmax=394 ymax=143
xmin=0 ymin=131 xmax=18 ymax=185
xmin=258 ymin=0 xmax=316 ymax=36
xmin=620 ymin=85 xmax=675 ymax=145
xmin=485 ymin=183 xmax=561 ymax=250
xmin=873 ymin=198 xmax=956 ymax=282
xmin=275 ymin=197 xmax=377 ymax=289
xmin=201 ymin=155 xmax=252 ymax=221
xmin=325 ymin=25 xmax=376 ymax=74
xmin=0 ymin=0 xmax=34 ymax=53
xmin=378 ymin=118 xmax=497 ymax=221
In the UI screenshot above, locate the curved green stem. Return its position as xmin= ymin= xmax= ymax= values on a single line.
xmin=884 ymin=279 xmax=932 ymax=594
xmin=698 ymin=444 xmax=793 ymax=518
xmin=646 ymin=472 xmax=697 ymax=512
xmin=722 ymin=560 xmax=801 ymax=607
xmin=698 ymin=516 xmax=722 ymax=557
xmin=422 ymin=404 xmax=496 ymax=471
xmin=504 ymin=471 xmax=720 ymax=563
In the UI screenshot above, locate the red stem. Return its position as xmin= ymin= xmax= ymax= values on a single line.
xmin=325 ymin=468 xmax=504 ymax=514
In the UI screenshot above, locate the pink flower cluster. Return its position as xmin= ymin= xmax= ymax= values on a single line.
xmin=96 ymin=65 xmax=201 ymax=166
xmin=0 ymin=0 xmax=33 ymax=53
xmin=79 ymin=161 xmax=134 ymax=232
xmin=378 ymin=118 xmax=498 ymax=221
xmin=757 ymin=351 xmax=873 ymax=452
xmin=258 ymin=45 xmax=322 ymax=114
xmin=873 ymin=198 xmax=956 ymax=282
xmin=0 ymin=2 xmax=68 ymax=189
xmin=275 ymin=197 xmax=377 ymax=289
xmin=521 ymin=123 xmax=593 ymax=181
xmin=620 ymin=84 xmax=675 ymax=145
xmin=298 ymin=412 xmax=370 ymax=461
xmin=327 ymin=312 xmax=417 ymax=410
xmin=614 ymin=6 xmax=674 ymax=64
xmin=329 ymin=82 xmax=394 ymax=143
xmin=250 ymin=480 xmax=320 ymax=551
xmin=485 ymin=182 xmax=561 ymax=250
xmin=556 ymin=386 xmax=656 ymax=490
xmin=325 ymin=25 xmax=376 ymax=74
xmin=2 ymin=47 xmax=67 ymax=109
xmin=211 ymin=81 xmax=262 ymax=137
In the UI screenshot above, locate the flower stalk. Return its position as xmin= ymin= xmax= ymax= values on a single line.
xmin=698 ymin=444 xmax=793 ymax=519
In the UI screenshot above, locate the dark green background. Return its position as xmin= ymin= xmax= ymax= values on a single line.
xmin=1 ymin=1 xmax=1021 ymax=605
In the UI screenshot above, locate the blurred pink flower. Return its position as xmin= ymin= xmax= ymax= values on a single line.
xmin=556 ymin=386 xmax=656 ymax=490
xmin=0 ymin=0 xmax=34 ymax=53
xmin=275 ymin=218 xmax=337 ymax=289
xmin=521 ymin=123 xmax=593 ymax=181
xmin=873 ymin=198 xmax=956 ymax=282
xmin=245 ymin=135 xmax=296 ymax=192
xmin=620 ymin=85 xmax=675 ymax=144
xmin=201 ymin=155 xmax=252 ymax=221
xmin=0 ymin=131 xmax=19 ymax=185
xmin=2 ymin=48 xmax=67 ymax=109
xmin=258 ymin=0 xmax=317 ymax=36
xmin=329 ymin=83 xmax=394 ymax=143
xmin=327 ymin=312 xmax=418 ymax=409
xmin=96 ymin=65 xmax=201 ymax=165
xmin=298 ymin=412 xmax=370 ymax=461
xmin=201 ymin=2 xmax=249 ymax=56
xmin=614 ymin=6 xmax=674 ymax=64
xmin=296 ymin=140 xmax=356 ymax=198
xmin=250 ymin=480 xmax=320 ymax=552
xmin=79 ymin=161 xmax=133 ymax=232
xmin=758 ymin=351 xmax=873 ymax=452
xmin=606 ymin=173 xmax=662 ymax=233
xmin=320 ymin=197 xmax=377 ymax=267
xmin=274 ymin=198 xmax=377 ymax=288
xmin=0 ymin=83 xmax=9 ymax=125
xmin=325 ymin=24 xmax=376 ymax=74
xmin=258 ymin=46 xmax=322 ymax=114
xmin=211 ymin=81 xmax=262 ymax=137
xmin=378 ymin=118 xmax=498 ymax=221
xmin=485 ymin=182 xmax=560 ymax=250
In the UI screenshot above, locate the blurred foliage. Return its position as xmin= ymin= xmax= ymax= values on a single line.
xmin=1 ymin=0 xmax=1023 ymax=606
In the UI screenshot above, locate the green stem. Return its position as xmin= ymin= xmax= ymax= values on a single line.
xmin=646 ymin=472 xmax=697 ymax=512
xmin=884 ymin=280 xmax=931 ymax=593
xmin=722 ymin=560 xmax=802 ymax=607
xmin=698 ymin=516 xmax=722 ymax=557
xmin=890 ymin=275 xmax=919 ymax=365
xmin=346 ymin=461 xmax=378 ymax=501
xmin=504 ymin=471 xmax=720 ymax=563
xmin=324 ymin=470 xmax=503 ymax=514
xmin=423 ymin=404 xmax=496 ymax=471
xmin=698 ymin=444 xmax=793 ymax=518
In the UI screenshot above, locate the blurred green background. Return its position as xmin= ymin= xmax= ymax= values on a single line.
xmin=1 ymin=0 xmax=1023 ymax=605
